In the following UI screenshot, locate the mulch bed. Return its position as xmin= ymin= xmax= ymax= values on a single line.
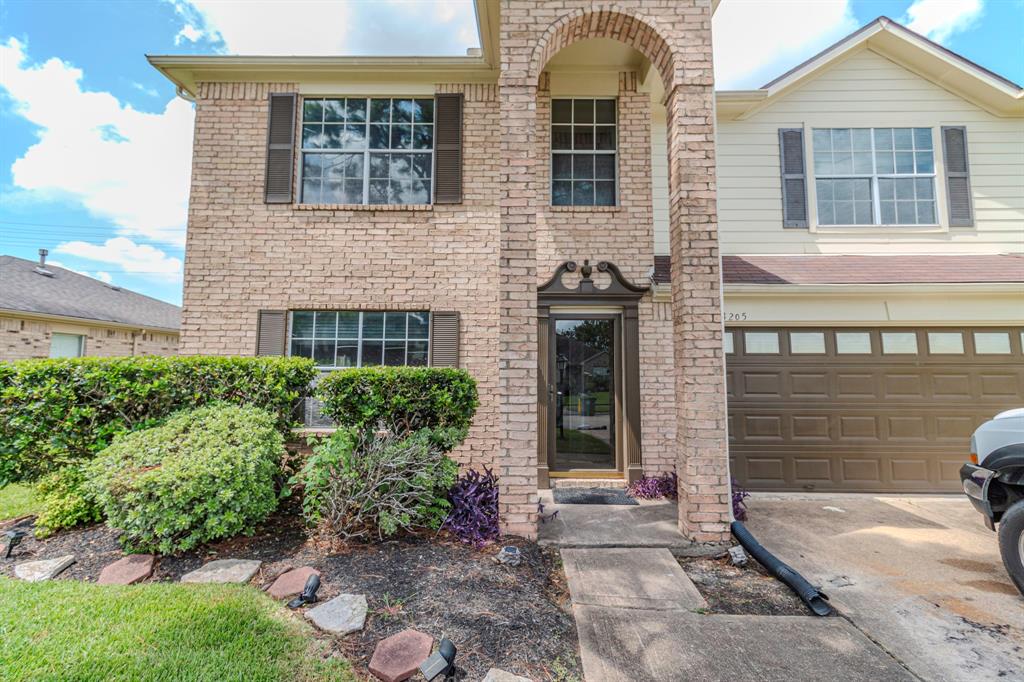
xmin=679 ymin=555 xmax=813 ymax=616
xmin=1 ymin=502 xmax=582 ymax=681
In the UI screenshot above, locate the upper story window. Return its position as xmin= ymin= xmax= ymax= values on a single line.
xmin=812 ymin=127 xmax=936 ymax=226
xmin=551 ymin=98 xmax=617 ymax=206
xmin=300 ymin=97 xmax=434 ymax=205
xmin=289 ymin=310 xmax=430 ymax=369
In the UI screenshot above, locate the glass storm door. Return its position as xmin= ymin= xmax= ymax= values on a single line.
xmin=553 ymin=318 xmax=615 ymax=471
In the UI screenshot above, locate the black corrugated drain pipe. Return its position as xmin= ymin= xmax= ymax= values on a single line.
xmin=731 ymin=521 xmax=834 ymax=617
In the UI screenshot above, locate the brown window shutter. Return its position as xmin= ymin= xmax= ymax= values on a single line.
xmin=778 ymin=128 xmax=808 ymax=228
xmin=433 ymin=93 xmax=463 ymax=204
xmin=428 ymin=311 xmax=460 ymax=367
xmin=941 ymin=126 xmax=974 ymax=227
xmin=256 ymin=310 xmax=287 ymax=355
xmin=264 ymin=93 xmax=297 ymax=204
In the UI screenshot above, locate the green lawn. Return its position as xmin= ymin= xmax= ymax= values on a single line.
xmin=557 ymin=428 xmax=611 ymax=455
xmin=0 ymin=578 xmax=354 ymax=682
xmin=0 ymin=483 xmax=38 ymax=520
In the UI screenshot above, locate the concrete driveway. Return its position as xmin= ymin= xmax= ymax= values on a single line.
xmin=746 ymin=494 xmax=1024 ymax=681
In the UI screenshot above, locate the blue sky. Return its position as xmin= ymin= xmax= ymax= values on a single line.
xmin=1 ymin=0 xmax=1021 ymax=304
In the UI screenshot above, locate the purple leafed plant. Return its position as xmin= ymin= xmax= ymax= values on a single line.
xmin=732 ymin=477 xmax=750 ymax=521
xmin=443 ymin=467 xmax=501 ymax=547
xmin=627 ymin=471 xmax=678 ymax=500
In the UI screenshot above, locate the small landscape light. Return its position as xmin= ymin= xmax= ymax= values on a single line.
xmin=287 ymin=574 xmax=321 ymax=609
xmin=2 ymin=529 xmax=27 ymax=559
xmin=419 ymin=637 xmax=457 ymax=681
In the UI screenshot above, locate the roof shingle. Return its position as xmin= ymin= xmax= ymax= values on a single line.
xmin=0 ymin=255 xmax=180 ymax=331
xmin=652 ymin=254 xmax=1024 ymax=286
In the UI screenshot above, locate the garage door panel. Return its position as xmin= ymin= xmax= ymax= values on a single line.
xmin=728 ymin=326 xmax=1024 ymax=493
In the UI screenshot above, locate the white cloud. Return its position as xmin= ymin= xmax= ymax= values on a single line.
xmin=174 ymin=23 xmax=204 ymax=45
xmin=44 ymin=260 xmax=116 ymax=285
xmin=0 ymin=38 xmax=194 ymax=247
xmin=55 ymin=238 xmax=183 ymax=282
xmin=713 ymin=0 xmax=859 ymax=89
xmin=168 ymin=0 xmax=353 ymax=55
xmin=903 ymin=0 xmax=984 ymax=43
xmin=131 ymin=81 xmax=159 ymax=97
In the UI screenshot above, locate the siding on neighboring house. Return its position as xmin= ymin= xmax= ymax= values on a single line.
xmin=648 ymin=47 xmax=1024 ymax=256
xmin=0 ymin=314 xmax=178 ymax=362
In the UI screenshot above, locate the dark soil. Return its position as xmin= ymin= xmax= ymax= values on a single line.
xmin=679 ymin=555 xmax=813 ymax=616
xmin=0 ymin=503 xmax=582 ymax=681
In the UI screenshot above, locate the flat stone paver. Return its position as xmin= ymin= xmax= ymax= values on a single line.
xmin=14 ymin=555 xmax=75 ymax=582
xmin=562 ymin=547 xmax=706 ymax=610
xmin=368 ymin=628 xmax=432 ymax=682
xmin=267 ymin=566 xmax=319 ymax=600
xmin=180 ymin=559 xmax=261 ymax=584
xmin=482 ymin=669 xmax=532 ymax=682
xmin=97 ymin=554 xmax=155 ymax=585
xmin=305 ymin=593 xmax=367 ymax=635
xmin=537 ymin=489 xmax=700 ymax=551
xmin=574 ymin=606 xmax=914 ymax=682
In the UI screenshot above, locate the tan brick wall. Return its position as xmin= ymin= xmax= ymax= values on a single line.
xmin=180 ymin=1 xmax=727 ymax=541
xmin=181 ymin=82 xmax=502 ymax=477
xmin=0 ymin=314 xmax=178 ymax=361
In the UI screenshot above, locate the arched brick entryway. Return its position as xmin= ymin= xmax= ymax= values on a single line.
xmin=498 ymin=0 xmax=729 ymax=543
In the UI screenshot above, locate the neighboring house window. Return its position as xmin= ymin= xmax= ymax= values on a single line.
xmin=300 ymin=98 xmax=434 ymax=205
xmin=812 ymin=128 xmax=936 ymax=225
xmin=49 ymin=333 xmax=84 ymax=358
xmin=551 ymin=98 xmax=617 ymax=206
xmin=289 ymin=310 xmax=429 ymax=368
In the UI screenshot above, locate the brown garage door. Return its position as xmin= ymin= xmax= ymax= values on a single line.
xmin=727 ymin=327 xmax=1024 ymax=492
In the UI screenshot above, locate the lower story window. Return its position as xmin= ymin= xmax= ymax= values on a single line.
xmin=289 ymin=310 xmax=429 ymax=369
xmin=49 ymin=333 xmax=84 ymax=358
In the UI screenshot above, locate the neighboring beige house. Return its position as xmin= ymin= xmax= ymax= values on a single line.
xmin=0 ymin=253 xmax=180 ymax=361
xmin=149 ymin=1 xmax=1023 ymax=540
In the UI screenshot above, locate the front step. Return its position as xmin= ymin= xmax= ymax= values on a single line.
xmin=550 ymin=478 xmax=627 ymax=490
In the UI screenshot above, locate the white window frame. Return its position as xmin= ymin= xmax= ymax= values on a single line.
xmin=811 ymin=127 xmax=938 ymax=227
xmin=550 ymin=97 xmax=619 ymax=207
xmin=287 ymin=310 xmax=430 ymax=369
xmin=299 ymin=97 xmax=435 ymax=206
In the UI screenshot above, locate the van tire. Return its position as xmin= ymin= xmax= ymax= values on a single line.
xmin=997 ymin=499 xmax=1024 ymax=595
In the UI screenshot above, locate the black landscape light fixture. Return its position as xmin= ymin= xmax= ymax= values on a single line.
xmin=2 ymin=529 xmax=27 ymax=559
xmin=287 ymin=574 xmax=321 ymax=609
xmin=419 ymin=637 xmax=457 ymax=681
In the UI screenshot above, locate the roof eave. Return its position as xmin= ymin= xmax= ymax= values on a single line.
xmin=0 ymin=307 xmax=181 ymax=334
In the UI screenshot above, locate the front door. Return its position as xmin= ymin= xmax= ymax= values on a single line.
xmin=551 ymin=316 xmax=618 ymax=473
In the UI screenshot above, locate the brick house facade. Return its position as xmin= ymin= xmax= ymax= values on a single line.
xmin=158 ymin=0 xmax=730 ymax=542
xmin=151 ymin=2 xmax=1023 ymax=540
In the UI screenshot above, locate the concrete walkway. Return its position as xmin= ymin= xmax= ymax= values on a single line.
xmin=560 ymin=546 xmax=914 ymax=681
xmin=746 ymin=494 xmax=1024 ymax=681
xmin=538 ymin=489 xmax=695 ymax=551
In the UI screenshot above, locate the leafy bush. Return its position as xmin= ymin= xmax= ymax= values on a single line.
xmin=85 ymin=404 xmax=284 ymax=554
xmin=315 ymin=367 xmax=478 ymax=439
xmin=0 ymin=356 xmax=316 ymax=483
xmin=627 ymin=471 xmax=678 ymax=500
xmin=443 ymin=467 xmax=501 ymax=547
xmin=33 ymin=466 xmax=102 ymax=538
xmin=296 ymin=425 xmax=458 ymax=541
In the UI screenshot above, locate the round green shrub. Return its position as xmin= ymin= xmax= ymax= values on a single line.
xmin=33 ymin=466 xmax=102 ymax=538
xmin=314 ymin=367 xmax=478 ymax=439
xmin=0 ymin=356 xmax=316 ymax=484
xmin=85 ymin=403 xmax=284 ymax=555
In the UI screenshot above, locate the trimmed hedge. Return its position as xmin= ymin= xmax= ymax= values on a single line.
xmin=315 ymin=367 xmax=478 ymax=438
xmin=85 ymin=403 xmax=284 ymax=555
xmin=0 ymin=356 xmax=316 ymax=483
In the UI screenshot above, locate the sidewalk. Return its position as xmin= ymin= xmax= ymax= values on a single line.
xmin=561 ymin=547 xmax=915 ymax=681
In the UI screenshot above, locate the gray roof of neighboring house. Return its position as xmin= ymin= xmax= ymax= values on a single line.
xmin=0 ymin=255 xmax=181 ymax=332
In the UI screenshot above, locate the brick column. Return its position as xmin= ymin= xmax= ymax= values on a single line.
xmin=498 ymin=73 xmax=540 ymax=538
xmin=665 ymin=81 xmax=731 ymax=543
